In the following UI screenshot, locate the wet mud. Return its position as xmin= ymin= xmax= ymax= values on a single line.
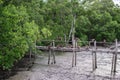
xmin=7 ymin=51 xmax=120 ymax=80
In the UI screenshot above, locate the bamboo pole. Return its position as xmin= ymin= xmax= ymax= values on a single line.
xmin=48 ymin=49 xmax=51 ymax=65
xmin=72 ymin=50 xmax=75 ymax=67
xmin=111 ymin=39 xmax=118 ymax=74
xmin=48 ymin=42 xmax=52 ymax=65
xmin=92 ymin=40 xmax=97 ymax=71
xmin=92 ymin=51 xmax=94 ymax=71
xmin=114 ymin=39 xmax=118 ymax=72
xmin=52 ymin=40 xmax=56 ymax=64
xmin=94 ymin=40 xmax=97 ymax=69
xmin=75 ymin=39 xmax=77 ymax=66
xmin=71 ymin=14 xmax=76 ymax=67
xmin=72 ymin=39 xmax=75 ymax=67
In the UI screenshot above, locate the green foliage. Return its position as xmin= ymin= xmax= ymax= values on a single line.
xmin=0 ymin=4 xmax=39 ymax=70
xmin=0 ymin=0 xmax=3 ymax=4
xmin=77 ymin=34 xmax=88 ymax=46
xmin=0 ymin=0 xmax=120 ymax=70
xmin=41 ymin=27 xmax=52 ymax=38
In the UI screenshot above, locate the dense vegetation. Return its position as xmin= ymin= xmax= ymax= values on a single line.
xmin=0 ymin=0 xmax=120 ymax=70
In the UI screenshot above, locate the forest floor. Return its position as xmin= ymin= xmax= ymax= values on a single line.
xmin=6 ymin=50 xmax=120 ymax=80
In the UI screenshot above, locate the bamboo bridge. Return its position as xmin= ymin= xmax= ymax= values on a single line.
xmin=36 ymin=39 xmax=120 ymax=75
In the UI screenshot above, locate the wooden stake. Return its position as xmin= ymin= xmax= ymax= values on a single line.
xmin=48 ymin=42 xmax=52 ymax=65
xmin=72 ymin=39 xmax=75 ymax=67
xmin=92 ymin=40 xmax=97 ymax=71
xmin=48 ymin=49 xmax=51 ymax=65
xmin=72 ymin=51 xmax=75 ymax=67
xmin=92 ymin=51 xmax=95 ymax=71
xmin=94 ymin=41 xmax=97 ymax=69
xmin=114 ymin=39 xmax=118 ymax=72
xmin=75 ymin=40 xmax=77 ymax=66
xmin=53 ymin=51 xmax=56 ymax=64
xmin=111 ymin=39 xmax=118 ymax=74
xmin=52 ymin=40 xmax=56 ymax=64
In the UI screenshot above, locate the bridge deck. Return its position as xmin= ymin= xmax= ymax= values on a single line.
xmin=36 ymin=46 xmax=120 ymax=53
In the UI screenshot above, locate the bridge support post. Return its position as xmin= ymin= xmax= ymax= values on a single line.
xmin=72 ymin=50 xmax=75 ymax=67
xmin=111 ymin=39 xmax=118 ymax=74
xmin=92 ymin=40 xmax=97 ymax=71
xmin=48 ymin=49 xmax=51 ymax=65
xmin=72 ymin=39 xmax=77 ymax=67
xmin=75 ymin=40 xmax=77 ymax=66
xmin=48 ymin=40 xmax=56 ymax=65
xmin=72 ymin=39 xmax=76 ymax=67
xmin=51 ymin=40 xmax=56 ymax=64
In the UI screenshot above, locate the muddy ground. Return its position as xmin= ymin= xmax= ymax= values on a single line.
xmin=6 ymin=50 xmax=120 ymax=80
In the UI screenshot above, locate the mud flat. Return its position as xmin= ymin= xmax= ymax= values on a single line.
xmin=6 ymin=51 xmax=120 ymax=80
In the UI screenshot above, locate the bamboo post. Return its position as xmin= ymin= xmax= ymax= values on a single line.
xmin=111 ymin=53 xmax=115 ymax=73
xmin=48 ymin=42 xmax=52 ymax=65
xmin=92 ymin=51 xmax=94 ymax=71
xmin=48 ymin=48 xmax=51 ymax=65
xmin=71 ymin=14 xmax=76 ymax=67
xmin=72 ymin=52 xmax=75 ymax=67
xmin=92 ymin=40 xmax=97 ymax=71
xmin=52 ymin=40 xmax=56 ymax=64
xmin=72 ymin=39 xmax=76 ymax=67
xmin=94 ymin=40 xmax=97 ymax=69
xmin=75 ymin=39 xmax=77 ymax=66
xmin=111 ymin=39 xmax=118 ymax=74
